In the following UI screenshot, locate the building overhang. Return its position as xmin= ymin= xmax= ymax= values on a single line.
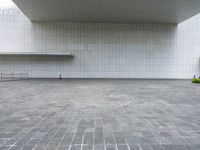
xmin=12 ymin=0 xmax=200 ymax=24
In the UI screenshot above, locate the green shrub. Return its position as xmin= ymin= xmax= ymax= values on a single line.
xmin=192 ymin=78 xmax=200 ymax=84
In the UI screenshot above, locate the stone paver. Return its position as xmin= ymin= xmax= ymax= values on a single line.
xmin=0 ymin=79 xmax=200 ymax=150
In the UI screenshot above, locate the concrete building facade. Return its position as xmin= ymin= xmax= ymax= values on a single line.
xmin=0 ymin=10 xmax=200 ymax=79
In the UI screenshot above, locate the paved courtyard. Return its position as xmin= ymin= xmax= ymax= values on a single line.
xmin=0 ymin=79 xmax=200 ymax=150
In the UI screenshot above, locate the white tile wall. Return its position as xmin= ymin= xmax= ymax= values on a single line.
xmin=0 ymin=13 xmax=200 ymax=79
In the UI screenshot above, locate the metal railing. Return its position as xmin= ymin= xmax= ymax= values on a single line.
xmin=0 ymin=73 xmax=29 ymax=81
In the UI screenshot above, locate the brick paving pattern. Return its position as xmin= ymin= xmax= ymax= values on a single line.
xmin=0 ymin=79 xmax=200 ymax=150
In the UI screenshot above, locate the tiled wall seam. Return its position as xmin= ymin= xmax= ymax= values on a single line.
xmin=0 ymin=13 xmax=200 ymax=79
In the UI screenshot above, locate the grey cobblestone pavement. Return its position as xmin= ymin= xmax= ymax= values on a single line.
xmin=0 ymin=79 xmax=200 ymax=150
